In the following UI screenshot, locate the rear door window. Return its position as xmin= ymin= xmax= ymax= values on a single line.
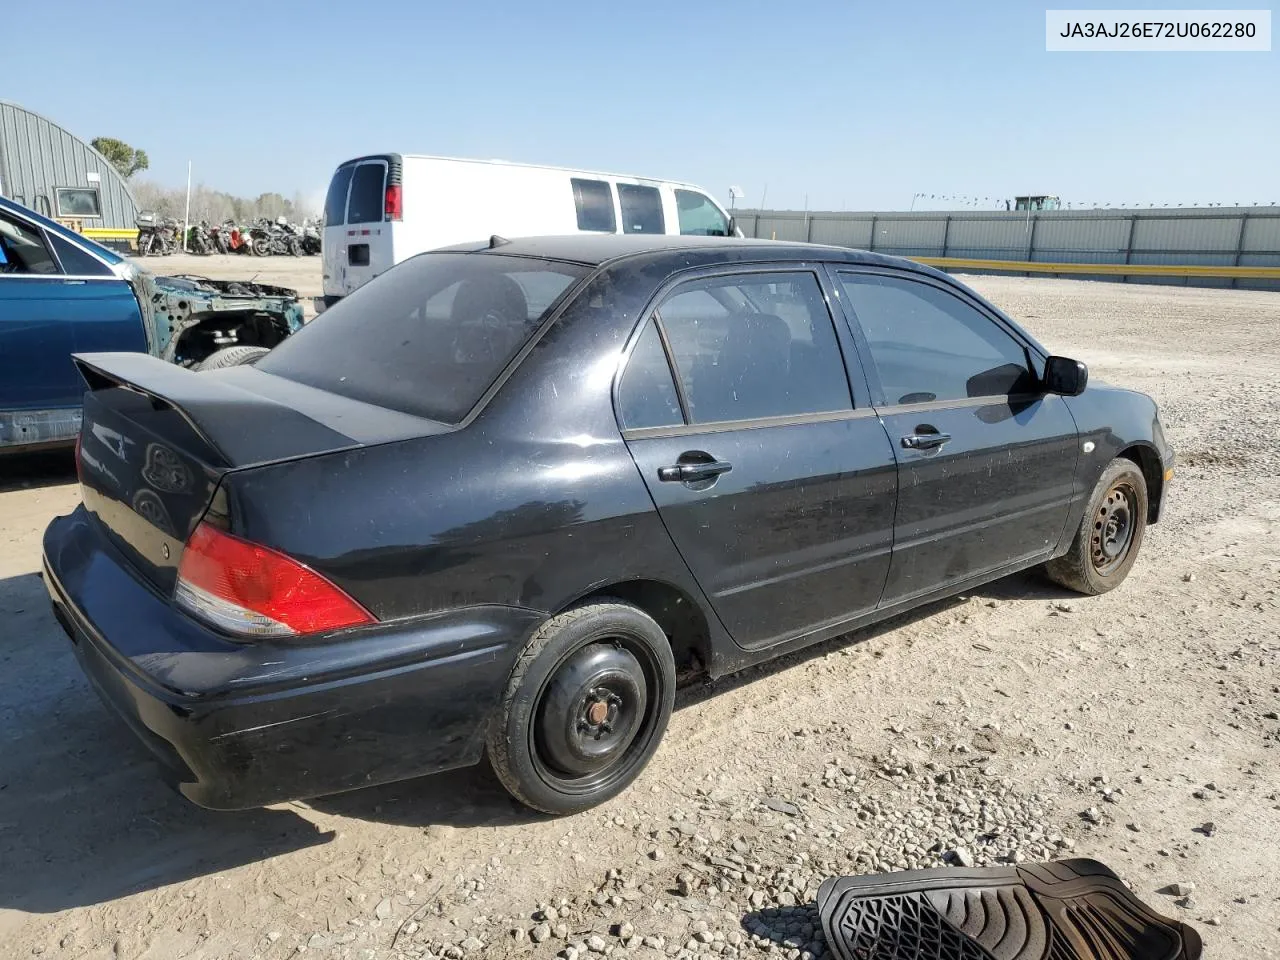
xmin=674 ymin=190 xmax=730 ymax=236
xmin=0 ymin=212 xmax=59 ymax=274
xmin=346 ymin=162 xmax=387 ymax=224
xmin=324 ymin=165 xmax=354 ymax=226
xmin=617 ymin=319 xmax=682 ymax=429
xmin=256 ymin=254 xmax=587 ymax=423
xmin=655 ymin=272 xmax=852 ymax=424
xmin=571 ymin=178 xmax=616 ymax=232
xmin=618 ymin=184 xmax=665 ymax=234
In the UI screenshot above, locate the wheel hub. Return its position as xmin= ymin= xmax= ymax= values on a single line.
xmin=536 ymin=643 xmax=648 ymax=778
xmin=1090 ymin=484 xmax=1136 ymax=574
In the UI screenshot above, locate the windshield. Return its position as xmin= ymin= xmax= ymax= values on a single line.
xmin=256 ymin=253 xmax=587 ymax=423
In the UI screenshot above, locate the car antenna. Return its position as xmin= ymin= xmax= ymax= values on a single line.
xmin=488 ymin=234 xmax=510 ymax=249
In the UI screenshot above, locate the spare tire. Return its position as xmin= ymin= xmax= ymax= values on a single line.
xmin=195 ymin=345 xmax=270 ymax=371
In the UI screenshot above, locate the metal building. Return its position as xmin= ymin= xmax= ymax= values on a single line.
xmin=0 ymin=101 xmax=138 ymax=231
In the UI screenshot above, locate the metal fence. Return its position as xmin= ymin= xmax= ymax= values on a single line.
xmin=731 ymin=206 xmax=1280 ymax=289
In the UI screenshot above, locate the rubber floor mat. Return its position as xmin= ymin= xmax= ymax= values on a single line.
xmin=816 ymin=858 xmax=1201 ymax=960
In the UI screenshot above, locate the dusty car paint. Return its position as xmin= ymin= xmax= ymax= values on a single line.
xmin=42 ymin=236 xmax=1174 ymax=810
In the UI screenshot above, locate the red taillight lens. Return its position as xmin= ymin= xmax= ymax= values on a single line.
xmin=384 ymin=183 xmax=402 ymax=221
xmin=175 ymin=522 xmax=376 ymax=637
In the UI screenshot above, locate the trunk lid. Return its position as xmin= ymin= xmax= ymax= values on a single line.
xmin=74 ymin=352 xmax=443 ymax=593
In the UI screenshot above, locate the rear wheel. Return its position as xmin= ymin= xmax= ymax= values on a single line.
xmin=486 ymin=602 xmax=675 ymax=815
xmin=194 ymin=345 xmax=270 ymax=371
xmin=1045 ymin=457 xmax=1148 ymax=595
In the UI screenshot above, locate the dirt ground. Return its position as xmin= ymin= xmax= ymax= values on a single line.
xmin=0 ymin=265 xmax=1277 ymax=959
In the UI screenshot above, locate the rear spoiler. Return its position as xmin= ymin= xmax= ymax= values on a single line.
xmin=74 ymin=353 xmax=361 ymax=469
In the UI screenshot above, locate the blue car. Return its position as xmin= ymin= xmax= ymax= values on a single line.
xmin=0 ymin=195 xmax=305 ymax=453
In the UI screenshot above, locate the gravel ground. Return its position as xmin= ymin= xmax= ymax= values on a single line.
xmin=0 ymin=269 xmax=1277 ymax=959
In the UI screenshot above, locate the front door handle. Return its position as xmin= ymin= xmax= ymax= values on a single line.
xmin=657 ymin=460 xmax=733 ymax=483
xmin=901 ymin=432 xmax=952 ymax=450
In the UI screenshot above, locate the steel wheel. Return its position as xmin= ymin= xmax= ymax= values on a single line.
xmin=1089 ymin=479 xmax=1138 ymax=576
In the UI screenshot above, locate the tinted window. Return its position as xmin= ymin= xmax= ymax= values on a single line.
xmin=675 ymin=190 xmax=729 ymax=236
xmin=346 ymin=163 xmax=386 ymax=224
xmin=49 ymin=234 xmax=112 ymax=276
xmin=618 ymin=184 xmax=664 ymax=234
xmin=324 ymin=165 xmax=354 ymax=226
xmin=837 ymin=273 xmax=1034 ymax=405
xmin=572 ymin=178 xmax=616 ymax=232
xmin=256 ymin=254 xmax=586 ymax=423
xmin=54 ymin=187 xmax=102 ymax=218
xmin=657 ymin=272 xmax=851 ymax=423
xmin=0 ymin=213 xmax=58 ymax=274
xmin=617 ymin=319 xmax=682 ymax=429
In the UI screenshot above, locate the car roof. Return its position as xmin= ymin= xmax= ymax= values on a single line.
xmin=0 ymin=194 xmax=125 ymax=265
xmin=436 ymin=234 xmax=941 ymax=275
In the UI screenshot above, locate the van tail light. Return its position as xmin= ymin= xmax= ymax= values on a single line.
xmin=175 ymin=522 xmax=376 ymax=638
xmin=384 ymin=184 xmax=403 ymax=221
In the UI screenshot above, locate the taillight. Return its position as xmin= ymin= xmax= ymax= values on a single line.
xmin=175 ymin=522 xmax=376 ymax=638
xmin=384 ymin=184 xmax=402 ymax=221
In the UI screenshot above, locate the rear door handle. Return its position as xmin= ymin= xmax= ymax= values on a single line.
xmin=901 ymin=432 xmax=951 ymax=450
xmin=657 ymin=460 xmax=733 ymax=483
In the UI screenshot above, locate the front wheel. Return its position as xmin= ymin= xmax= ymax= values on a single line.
xmin=486 ymin=602 xmax=676 ymax=815
xmin=1045 ymin=457 xmax=1149 ymax=595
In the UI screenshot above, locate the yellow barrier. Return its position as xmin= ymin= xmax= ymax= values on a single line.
xmin=911 ymin=256 xmax=1280 ymax=280
xmin=82 ymin=228 xmax=140 ymax=241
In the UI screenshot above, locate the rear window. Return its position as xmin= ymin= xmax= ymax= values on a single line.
xmin=347 ymin=163 xmax=387 ymax=224
xmin=256 ymin=254 xmax=587 ymax=423
xmin=324 ymin=165 xmax=354 ymax=226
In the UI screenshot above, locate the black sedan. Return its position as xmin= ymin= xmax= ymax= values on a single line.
xmin=43 ymin=236 xmax=1173 ymax=815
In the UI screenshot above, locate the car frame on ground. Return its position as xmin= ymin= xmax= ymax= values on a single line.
xmin=43 ymin=235 xmax=1173 ymax=815
xmin=0 ymin=195 xmax=304 ymax=453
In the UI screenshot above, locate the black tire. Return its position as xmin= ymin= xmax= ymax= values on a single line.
xmin=194 ymin=345 xmax=270 ymax=371
xmin=1045 ymin=457 xmax=1148 ymax=595
xmin=486 ymin=602 xmax=676 ymax=815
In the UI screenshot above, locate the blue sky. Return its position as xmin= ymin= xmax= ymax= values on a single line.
xmin=6 ymin=1 xmax=1276 ymax=210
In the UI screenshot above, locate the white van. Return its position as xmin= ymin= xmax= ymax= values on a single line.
xmin=318 ymin=155 xmax=735 ymax=309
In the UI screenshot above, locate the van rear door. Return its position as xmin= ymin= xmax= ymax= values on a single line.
xmin=321 ymin=156 xmax=400 ymax=301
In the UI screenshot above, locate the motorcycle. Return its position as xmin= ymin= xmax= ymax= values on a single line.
xmin=208 ymin=220 xmax=234 ymax=255
xmin=300 ymin=218 xmax=322 ymax=255
xmin=187 ymin=220 xmax=215 ymax=256
xmin=135 ymin=212 xmax=179 ymax=256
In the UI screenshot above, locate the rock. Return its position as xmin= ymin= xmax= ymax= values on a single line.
xmin=694 ymin=931 xmax=715 ymax=944
xmin=765 ymin=798 xmax=801 ymax=817
xmin=266 ymin=932 xmax=282 ymax=943
xmin=308 ymin=933 xmax=330 ymax=949
xmin=1182 ymin=572 xmax=1195 ymax=582
xmin=1159 ymin=882 xmax=1196 ymax=897
xmin=1126 ymin=822 xmax=1142 ymax=832
xmin=1206 ymin=917 xmax=1221 ymax=926
xmin=531 ymin=924 xmax=552 ymax=943
xmin=511 ymin=927 xmax=527 ymax=943
xmin=1174 ymin=895 xmax=1196 ymax=909
xmin=1082 ymin=807 xmax=1103 ymax=824
xmin=586 ymin=934 xmax=608 ymax=953
xmin=676 ymin=873 xmax=695 ymax=896
xmin=649 ymin=848 xmax=666 ymax=861
xmin=1195 ymin=822 xmax=1217 ymax=837
xmin=460 ymin=936 xmax=484 ymax=952
xmin=949 ymin=847 xmax=975 ymax=868
xmin=374 ymin=898 xmax=393 ymax=920
xmin=538 ymin=907 xmax=560 ymax=923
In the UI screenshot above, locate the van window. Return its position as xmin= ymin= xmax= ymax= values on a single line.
xmin=571 ymin=179 xmax=616 ymax=232
xmin=256 ymin=254 xmax=587 ymax=424
xmin=618 ymin=184 xmax=664 ymax=234
xmin=347 ymin=163 xmax=387 ymax=224
xmin=324 ymin=165 xmax=354 ymax=226
xmin=675 ymin=190 xmax=730 ymax=237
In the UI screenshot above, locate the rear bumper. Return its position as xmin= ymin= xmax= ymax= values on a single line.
xmin=43 ymin=506 xmax=543 ymax=809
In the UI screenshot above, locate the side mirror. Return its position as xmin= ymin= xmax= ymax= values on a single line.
xmin=1044 ymin=355 xmax=1088 ymax=396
